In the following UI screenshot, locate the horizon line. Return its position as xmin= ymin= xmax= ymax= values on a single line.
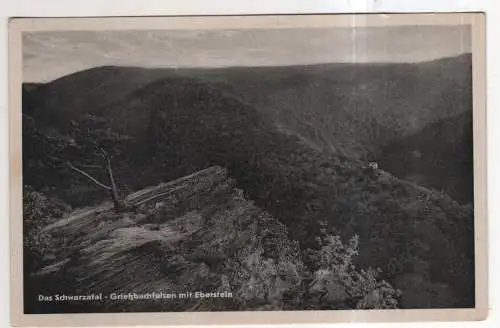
xmin=23 ymin=52 xmax=472 ymax=84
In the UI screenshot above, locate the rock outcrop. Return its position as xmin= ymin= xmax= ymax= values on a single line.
xmin=27 ymin=166 xmax=305 ymax=313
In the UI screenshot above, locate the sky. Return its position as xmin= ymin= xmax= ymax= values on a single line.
xmin=23 ymin=25 xmax=471 ymax=82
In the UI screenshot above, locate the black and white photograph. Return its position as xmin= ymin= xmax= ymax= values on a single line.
xmin=11 ymin=13 xmax=487 ymax=324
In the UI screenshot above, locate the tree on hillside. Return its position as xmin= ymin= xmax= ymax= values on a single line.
xmin=67 ymin=147 xmax=126 ymax=211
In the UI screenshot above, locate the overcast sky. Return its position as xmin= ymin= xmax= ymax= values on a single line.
xmin=23 ymin=25 xmax=471 ymax=82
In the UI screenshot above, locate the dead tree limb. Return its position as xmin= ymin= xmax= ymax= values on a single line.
xmin=66 ymin=162 xmax=112 ymax=191
xmin=66 ymin=147 xmax=126 ymax=211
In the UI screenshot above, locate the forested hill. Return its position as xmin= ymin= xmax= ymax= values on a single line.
xmin=378 ymin=110 xmax=474 ymax=204
xmin=22 ymin=54 xmax=474 ymax=309
xmin=184 ymin=53 xmax=473 ymax=159
xmin=24 ymin=53 xmax=472 ymax=160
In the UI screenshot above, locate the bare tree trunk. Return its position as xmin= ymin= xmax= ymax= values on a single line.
xmin=67 ymin=147 xmax=126 ymax=211
xmin=99 ymin=147 xmax=124 ymax=210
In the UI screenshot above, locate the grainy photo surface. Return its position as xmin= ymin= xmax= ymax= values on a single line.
xmin=13 ymin=14 xmax=485 ymax=323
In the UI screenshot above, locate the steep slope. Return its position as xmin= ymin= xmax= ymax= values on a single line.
xmin=23 ymin=73 xmax=475 ymax=309
xmin=26 ymin=166 xmax=399 ymax=313
xmin=378 ymin=111 xmax=474 ymax=204
xmin=180 ymin=54 xmax=473 ymax=159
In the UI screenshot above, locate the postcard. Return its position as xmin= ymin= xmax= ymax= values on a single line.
xmin=9 ymin=13 xmax=487 ymax=326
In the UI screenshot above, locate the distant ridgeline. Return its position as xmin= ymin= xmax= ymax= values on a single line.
xmin=22 ymin=54 xmax=475 ymax=311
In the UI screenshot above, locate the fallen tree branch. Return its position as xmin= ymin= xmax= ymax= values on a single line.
xmin=66 ymin=161 xmax=112 ymax=191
